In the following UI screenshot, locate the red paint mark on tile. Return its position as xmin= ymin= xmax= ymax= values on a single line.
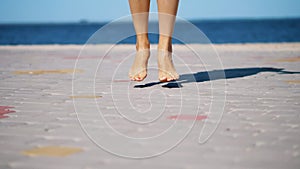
xmin=113 ymin=79 xmax=131 ymax=83
xmin=0 ymin=106 xmax=15 ymax=119
xmin=167 ymin=115 xmax=207 ymax=121
xmin=69 ymin=95 xmax=102 ymax=99
xmin=63 ymin=56 xmax=99 ymax=60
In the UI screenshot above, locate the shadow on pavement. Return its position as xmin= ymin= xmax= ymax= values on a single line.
xmin=134 ymin=67 xmax=300 ymax=88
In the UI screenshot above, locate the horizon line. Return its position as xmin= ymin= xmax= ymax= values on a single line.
xmin=0 ymin=16 xmax=300 ymax=25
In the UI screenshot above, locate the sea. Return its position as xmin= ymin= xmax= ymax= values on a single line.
xmin=0 ymin=18 xmax=299 ymax=45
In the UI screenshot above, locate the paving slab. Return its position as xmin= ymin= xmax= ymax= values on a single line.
xmin=0 ymin=43 xmax=300 ymax=169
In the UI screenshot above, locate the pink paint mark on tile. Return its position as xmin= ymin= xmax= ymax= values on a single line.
xmin=63 ymin=56 xmax=99 ymax=60
xmin=0 ymin=106 xmax=15 ymax=119
xmin=113 ymin=79 xmax=131 ymax=83
xmin=167 ymin=114 xmax=207 ymax=121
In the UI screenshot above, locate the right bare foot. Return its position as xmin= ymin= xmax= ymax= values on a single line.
xmin=128 ymin=49 xmax=150 ymax=81
xmin=157 ymin=50 xmax=179 ymax=82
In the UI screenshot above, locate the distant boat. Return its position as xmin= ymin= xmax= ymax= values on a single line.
xmin=79 ymin=19 xmax=89 ymax=24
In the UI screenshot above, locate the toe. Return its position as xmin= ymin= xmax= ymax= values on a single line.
xmin=159 ymin=77 xmax=167 ymax=82
xmin=173 ymin=75 xmax=179 ymax=80
xmin=167 ymin=77 xmax=173 ymax=81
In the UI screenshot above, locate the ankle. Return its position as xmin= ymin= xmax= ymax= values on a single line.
xmin=158 ymin=36 xmax=172 ymax=52
xmin=136 ymin=45 xmax=150 ymax=51
xmin=158 ymin=45 xmax=172 ymax=53
xmin=136 ymin=34 xmax=150 ymax=51
xmin=136 ymin=43 xmax=150 ymax=51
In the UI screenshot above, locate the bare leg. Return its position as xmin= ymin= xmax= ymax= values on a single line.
xmin=128 ymin=0 xmax=151 ymax=81
xmin=157 ymin=0 xmax=179 ymax=82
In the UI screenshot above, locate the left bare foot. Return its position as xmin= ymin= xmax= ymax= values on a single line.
xmin=157 ymin=50 xmax=179 ymax=82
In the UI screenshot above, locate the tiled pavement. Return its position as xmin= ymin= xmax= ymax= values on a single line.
xmin=0 ymin=43 xmax=300 ymax=169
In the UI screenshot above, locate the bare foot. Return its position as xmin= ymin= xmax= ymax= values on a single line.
xmin=157 ymin=50 xmax=179 ymax=82
xmin=128 ymin=49 xmax=150 ymax=81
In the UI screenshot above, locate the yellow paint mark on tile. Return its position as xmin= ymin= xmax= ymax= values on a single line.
xmin=22 ymin=146 xmax=83 ymax=157
xmin=285 ymin=80 xmax=300 ymax=84
xmin=13 ymin=69 xmax=84 ymax=75
xmin=69 ymin=95 xmax=102 ymax=99
xmin=274 ymin=57 xmax=300 ymax=62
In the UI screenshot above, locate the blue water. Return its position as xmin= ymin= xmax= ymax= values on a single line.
xmin=0 ymin=18 xmax=299 ymax=45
